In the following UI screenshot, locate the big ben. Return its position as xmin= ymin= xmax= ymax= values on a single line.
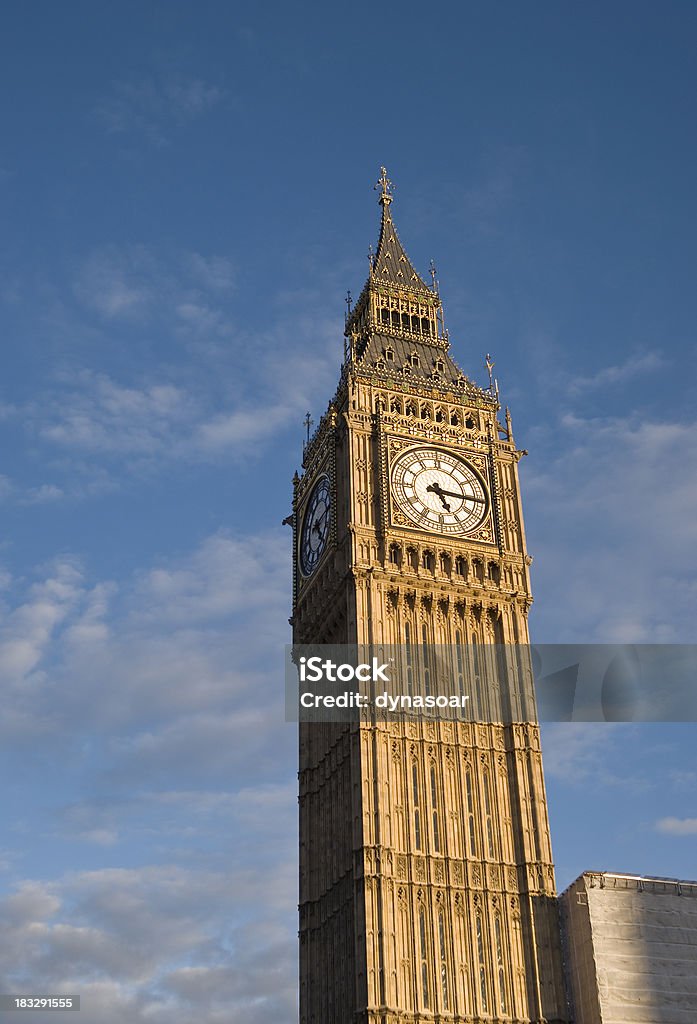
xmin=292 ymin=170 xmax=568 ymax=1024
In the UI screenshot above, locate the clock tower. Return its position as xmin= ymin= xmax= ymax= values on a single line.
xmin=292 ymin=171 xmax=568 ymax=1024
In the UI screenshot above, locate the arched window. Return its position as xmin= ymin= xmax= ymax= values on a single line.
xmin=422 ymin=550 xmax=434 ymax=571
xmin=419 ymin=904 xmax=430 ymax=1008
xmin=466 ymin=768 xmax=476 ymax=855
xmin=430 ymin=764 xmax=440 ymax=852
xmin=412 ymin=762 xmax=422 ymax=850
xmin=454 ymin=555 xmax=467 ymax=578
xmin=422 ymin=622 xmax=431 ymax=697
xmin=476 ymin=913 xmax=488 ymax=1012
xmin=435 ymin=358 xmax=445 ymax=374
xmin=405 ymin=621 xmax=413 ymax=695
xmin=450 ymin=412 xmax=460 ymax=426
xmin=410 ymin=352 xmax=420 ymax=367
xmin=495 ymin=915 xmax=507 ymax=1014
xmin=389 ymin=543 xmax=402 ymax=566
xmin=483 ymin=770 xmax=495 ymax=857
xmin=438 ymin=909 xmax=449 ymax=1009
xmin=455 ymin=629 xmax=464 ymax=697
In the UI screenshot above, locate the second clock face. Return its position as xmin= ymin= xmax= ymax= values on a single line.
xmin=391 ymin=446 xmax=488 ymax=535
xmin=299 ymin=475 xmax=331 ymax=576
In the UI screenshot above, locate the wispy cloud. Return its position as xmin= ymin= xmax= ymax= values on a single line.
xmin=0 ymin=861 xmax=296 ymax=1023
xmin=655 ymin=817 xmax=697 ymax=836
xmin=525 ymin=412 xmax=697 ymax=642
xmin=95 ymin=73 xmax=224 ymax=145
xmin=567 ymin=350 xmax=664 ymax=393
xmin=73 ymin=245 xmax=235 ymax=324
xmin=541 ymin=723 xmax=622 ymax=783
xmin=0 ymin=530 xmax=297 ymax=1021
xmin=36 ymin=371 xmax=197 ymax=456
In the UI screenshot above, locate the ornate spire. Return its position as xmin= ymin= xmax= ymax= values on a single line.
xmin=370 ymin=167 xmax=432 ymax=295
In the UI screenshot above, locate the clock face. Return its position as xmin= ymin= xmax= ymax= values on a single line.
xmin=299 ymin=475 xmax=331 ymax=577
xmin=391 ymin=446 xmax=488 ymax=535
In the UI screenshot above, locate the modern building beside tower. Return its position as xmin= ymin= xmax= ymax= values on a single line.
xmin=290 ymin=171 xmax=697 ymax=1023
xmin=560 ymin=872 xmax=697 ymax=1024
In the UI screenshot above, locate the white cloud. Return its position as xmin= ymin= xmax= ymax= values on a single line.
xmin=655 ymin=817 xmax=697 ymax=836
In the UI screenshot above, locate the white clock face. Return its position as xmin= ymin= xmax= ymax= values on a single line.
xmin=299 ymin=476 xmax=331 ymax=576
xmin=391 ymin=447 xmax=488 ymax=535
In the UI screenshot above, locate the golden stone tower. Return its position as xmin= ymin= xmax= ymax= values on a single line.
xmin=292 ymin=170 xmax=568 ymax=1024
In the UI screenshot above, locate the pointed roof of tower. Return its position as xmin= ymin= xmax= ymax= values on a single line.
xmin=371 ymin=168 xmax=432 ymax=295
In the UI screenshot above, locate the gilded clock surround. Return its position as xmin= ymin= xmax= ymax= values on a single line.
xmin=292 ymin=170 xmax=568 ymax=1024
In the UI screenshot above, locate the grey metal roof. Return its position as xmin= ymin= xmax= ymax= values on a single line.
xmin=356 ymin=332 xmax=486 ymax=397
xmin=372 ymin=202 xmax=433 ymax=296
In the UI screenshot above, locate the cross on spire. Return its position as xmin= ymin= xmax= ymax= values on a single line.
xmin=375 ymin=166 xmax=393 ymax=205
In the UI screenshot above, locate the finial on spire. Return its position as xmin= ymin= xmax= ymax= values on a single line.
xmin=303 ymin=412 xmax=314 ymax=450
xmin=345 ymin=290 xmax=352 ymax=322
xmin=485 ymin=353 xmax=495 ymax=390
xmin=375 ymin=166 xmax=393 ymax=206
xmin=429 ymin=259 xmax=439 ymax=294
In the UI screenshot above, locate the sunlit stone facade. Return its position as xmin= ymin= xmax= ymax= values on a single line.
xmin=292 ymin=171 xmax=568 ymax=1024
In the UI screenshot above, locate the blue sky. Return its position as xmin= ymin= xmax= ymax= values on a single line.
xmin=1 ymin=2 xmax=696 ymax=1019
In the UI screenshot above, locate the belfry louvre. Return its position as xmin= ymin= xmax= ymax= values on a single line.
xmin=291 ymin=170 xmax=568 ymax=1024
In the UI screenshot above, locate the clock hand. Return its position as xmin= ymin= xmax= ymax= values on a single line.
xmin=312 ymin=509 xmax=330 ymax=536
xmin=441 ymin=488 xmax=485 ymax=503
xmin=425 ymin=482 xmax=451 ymax=512
xmin=427 ymin=482 xmax=485 ymax=504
